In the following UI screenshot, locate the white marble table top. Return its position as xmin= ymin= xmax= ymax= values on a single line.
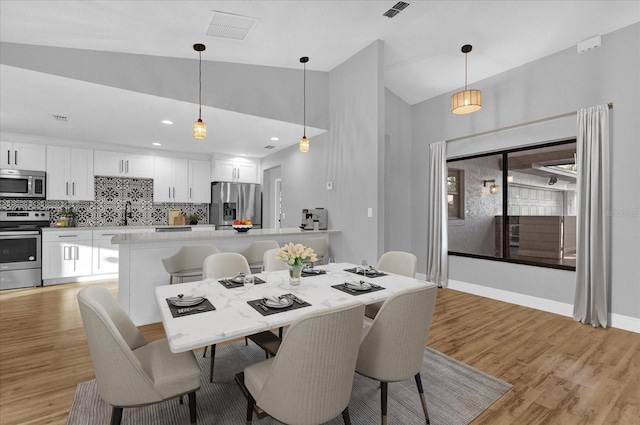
xmin=155 ymin=263 xmax=436 ymax=353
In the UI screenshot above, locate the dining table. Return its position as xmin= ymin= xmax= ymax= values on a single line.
xmin=155 ymin=262 xmax=436 ymax=354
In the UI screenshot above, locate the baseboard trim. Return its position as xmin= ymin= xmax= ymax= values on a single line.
xmin=415 ymin=273 xmax=639 ymax=334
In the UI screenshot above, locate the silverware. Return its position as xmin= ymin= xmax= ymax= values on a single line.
xmin=256 ymin=302 xmax=269 ymax=312
xmin=342 ymin=284 xmax=356 ymax=293
xmin=288 ymin=294 xmax=305 ymax=304
xmin=177 ymin=305 xmax=207 ymax=314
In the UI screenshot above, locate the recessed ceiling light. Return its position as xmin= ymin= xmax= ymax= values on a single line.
xmin=152 ymin=142 xmax=162 ymax=146
xmin=161 ymin=120 xmax=173 ymax=125
xmin=270 ymin=137 xmax=279 ymax=141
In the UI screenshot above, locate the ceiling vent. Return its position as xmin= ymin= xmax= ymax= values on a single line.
xmin=205 ymin=11 xmax=258 ymax=40
xmin=264 ymin=145 xmax=276 ymax=150
xmin=383 ymin=1 xmax=410 ymax=18
xmin=51 ymin=114 xmax=68 ymax=122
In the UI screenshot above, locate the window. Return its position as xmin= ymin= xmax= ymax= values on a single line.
xmin=447 ymin=140 xmax=576 ymax=270
xmin=447 ymin=169 xmax=464 ymax=219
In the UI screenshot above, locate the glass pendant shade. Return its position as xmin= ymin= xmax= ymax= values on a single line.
xmin=193 ymin=118 xmax=207 ymax=139
xmin=489 ymin=184 xmax=499 ymax=195
xmin=299 ymin=136 xmax=309 ymax=153
xmin=451 ymin=89 xmax=482 ymax=114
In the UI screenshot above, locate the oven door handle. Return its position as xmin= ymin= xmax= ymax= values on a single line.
xmin=0 ymin=230 xmax=41 ymax=237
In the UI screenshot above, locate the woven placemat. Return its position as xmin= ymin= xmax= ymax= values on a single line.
xmin=165 ymin=298 xmax=216 ymax=318
xmin=344 ymin=268 xmax=387 ymax=278
xmin=331 ymin=283 xmax=386 ymax=296
xmin=218 ymin=277 xmax=266 ymax=289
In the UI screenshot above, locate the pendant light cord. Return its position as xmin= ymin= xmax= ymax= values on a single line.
xmin=198 ymin=51 xmax=202 ymax=120
xmin=303 ymin=60 xmax=306 ymax=137
xmin=464 ymin=52 xmax=468 ymax=91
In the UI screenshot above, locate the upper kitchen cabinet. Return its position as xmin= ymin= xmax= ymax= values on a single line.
xmin=46 ymin=146 xmax=94 ymax=201
xmin=0 ymin=141 xmax=46 ymax=171
xmin=153 ymin=156 xmax=189 ymax=202
xmin=188 ymin=160 xmax=211 ymax=204
xmin=214 ymin=158 xmax=258 ymax=183
xmin=93 ymin=150 xmax=154 ymax=179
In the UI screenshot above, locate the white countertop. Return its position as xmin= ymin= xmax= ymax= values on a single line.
xmin=41 ymin=224 xmax=217 ymax=232
xmin=112 ymin=227 xmax=338 ymax=244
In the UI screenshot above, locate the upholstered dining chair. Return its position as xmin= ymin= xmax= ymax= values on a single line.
xmin=365 ymin=250 xmax=418 ymax=319
xmin=262 ymin=248 xmax=288 ymax=272
xmin=162 ymin=244 xmax=220 ymax=284
xmin=239 ymin=240 xmax=280 ymax=272
xmin=302 ymin=237 xmax=328 ymax=265
xmin=244 ymin=302 xmax=365 ymax=425
xmin=356 ymin=285 xmax=437 ymax=425
xmin=201 ymin=252 xmax=282 ymax=382
xmin=77 ymin=286 xmax=200 ymax=425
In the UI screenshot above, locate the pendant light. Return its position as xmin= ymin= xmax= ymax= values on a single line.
xmin=451 ymin=44 xmax=482 ymax=114
xmin=193 ymin=43 xmax=207 ymax=140
xmin=299 ymin=56 xmax=310 ymax=153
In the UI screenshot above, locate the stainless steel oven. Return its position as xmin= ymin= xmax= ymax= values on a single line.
xmin=0 ymin=170 xmax=46 ymax=199
xmin=0 ymin=211 xmax=50 ymax=290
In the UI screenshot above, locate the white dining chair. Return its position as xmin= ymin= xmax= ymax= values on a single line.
xmin=356 ymin=285 xmax=437 ymax=425
xmin=239 ymin=240 xmax=280 ymax=272
xmin=243 ymin=301 xmax=365 ymax=424
xmin=162 ymin=244 xmax=219 ymax=284
xmin=262 ymin=248 xmax=287 ymax=272
xmin=302 ymin=237 xmax=328 ymax=265
xmin=202 ymin=252 xmax=282 ymax=382
xmin=365 ymin=250 xmax=418 ymax=319
xmin=77 ymin=286 xmax=200 ymax=425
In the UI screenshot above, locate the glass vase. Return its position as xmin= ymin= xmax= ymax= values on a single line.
xmin=288 ymin=263 xmax=304 ymax=286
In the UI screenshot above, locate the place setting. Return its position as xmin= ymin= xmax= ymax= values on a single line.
xmin=218 ymin=273 xmax=266 ymax=289
xmin=165 ymin=294 xmax=216 ymax=318
xmin=332 ymin=280 xmax=386 ymax=296
xmin=301 ymin=264 xmax=327 ymax=277
xmin=247 ymin=293 xmax=312 ymax=316
xmin=344 ymin=261 xmax=387 ymax=278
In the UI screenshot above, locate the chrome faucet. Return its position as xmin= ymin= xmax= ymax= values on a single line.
xmin=124 ymin=201 xmax=132 ymax=225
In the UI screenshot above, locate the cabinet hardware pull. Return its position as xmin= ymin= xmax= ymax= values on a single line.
xmin=6 ymin=150 xmax=9 ymax=165
xmin=72 ymin=182 xmax=75 ymax=196
xmin=168 ymin=187 xmax=171 ymax=198
xmin=126 ymin=160 xmax=129 ymax=173
xmin=73 ymin=246 xmax=79 ymax=260
xmin=14 ymin=150 xmax=17 ymax=165
xmin=66 ymin=182 xmax=69 ymax=195
xmin=190 ymin=188 xmax=192 ymax=199
xmin=58 ymin=235 xmax=78 ymax=238
xmin=173 ymin=187 xmax=175 ymax=199
xmin=120 ymin=159 xmax=123 ymax=173
xmin=63 ymin=246 xmax=70 ymax=260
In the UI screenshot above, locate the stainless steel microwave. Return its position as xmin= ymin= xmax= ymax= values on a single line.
xmin=0 ymin=169 xmax=46 ymax=199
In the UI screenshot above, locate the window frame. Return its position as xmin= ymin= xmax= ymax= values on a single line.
xmin=447 ymin=168 xmax=465 ymax=220
xmin=446 ymin=138 xmax=576 ymax=271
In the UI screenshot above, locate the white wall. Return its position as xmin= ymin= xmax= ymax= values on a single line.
xmin=410 ymin=23 xmax=640 ymax=321
xmin=261 ymin=40 xmax=384 ymax=264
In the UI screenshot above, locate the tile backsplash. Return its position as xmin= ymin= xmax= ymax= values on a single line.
xmin=0 ymin=176 xmax=209 ymax=227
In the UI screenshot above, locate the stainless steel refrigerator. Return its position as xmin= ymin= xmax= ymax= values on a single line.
xmin=209 ymin=182 xmax=262 ymax=229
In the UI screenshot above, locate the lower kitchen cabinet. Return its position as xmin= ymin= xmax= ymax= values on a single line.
xmin=42 ymin=230 xmax=93 ymax=281
xmin=92 ymin=229 xmax=128 ymax=275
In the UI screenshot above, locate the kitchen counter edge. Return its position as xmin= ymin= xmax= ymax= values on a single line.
xmin=111 ymin=228 xmax=340 ymax=244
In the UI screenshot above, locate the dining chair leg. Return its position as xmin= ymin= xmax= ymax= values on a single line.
xmin=180 ymin=276 xmax=184 ymax=284
xmin=203 ymin=345 xmax=208 ymax=358
xmin=110 ymin=406 xmax=123 ymax=425
xmin=246 ymin=393 xmax=255 ymax=424
xmin=169 ymin=275 xmax=173 ymax=285
xmin=245 ymin=336 xmax=248 ymax=346
xmin=179 ymin=395 xmax=183 ymax=404
xmin=342 ymin=406 xmax=352 ymax=424
xmin=188 ymin=391 xmax=197 ymax=425
xmin=209 ymin=344 xmax=216 ymax=383
xmin=414 ymin=373 xmax=430 ymax=424
xmin=380 ymin=381 xmax=388 ymax=425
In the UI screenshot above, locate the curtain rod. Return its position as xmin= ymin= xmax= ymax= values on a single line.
xmin=446 ymin=102 xmax=613 ymax=144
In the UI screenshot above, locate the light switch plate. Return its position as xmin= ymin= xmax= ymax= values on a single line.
xmin=326 ymin=182 xmax=333 ymax=190
xmin=367 ymin=208 xmax=373 ymax=218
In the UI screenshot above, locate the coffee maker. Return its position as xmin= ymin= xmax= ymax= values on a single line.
xmin=301 ymin=208 xmax=328 ymax=230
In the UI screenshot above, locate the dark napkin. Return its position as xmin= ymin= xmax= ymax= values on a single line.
xmin=344 ymin=267 xmax=387 ymax=278
xmin=166 ymin=298 xmax=216 ymax=318
xmin=301 ymin=268 xmax=327 ymax=277
xmin=331 ymin=282 xmax=386 ymax=296
xmin=218 ymin=276 xmax=266 ymax=289
xmin=247 ymin=294 xmax=311 ymax=316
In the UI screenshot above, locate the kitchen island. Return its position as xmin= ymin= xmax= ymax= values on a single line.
xmin=112 ymin=227 xmax=339 ymax=325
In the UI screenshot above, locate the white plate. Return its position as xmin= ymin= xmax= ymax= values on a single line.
xmin=170 ymin=297 xmax=205 ymax=307
xmin=346 ymin=282 xmax=372 ymax=291
xmin=262 ymin=298 xmax=293 ymax=308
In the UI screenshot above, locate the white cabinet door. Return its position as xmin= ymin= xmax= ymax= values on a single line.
xmin=0 ymin=141 xmax=46 ymax=171
xmin=214 ymin=159 xmax=258 ymax=183
xmin=153 ymin=157 xmax=189 ymax=202
xmin=94 ymin=151 xmax=154 ymax=179
xmin=125 ymin=153 xmax=154 ymax=179
xmin=46 ymin=146 xmax=94 ymax=200
xmin=188 ymin=160 xmax=211 ymax=203
xmin=92 ymin=230 xmax=126 ymax=275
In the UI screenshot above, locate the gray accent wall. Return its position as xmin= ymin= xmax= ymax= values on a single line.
xmin=410 ymin=23 xmax=639 ymax=320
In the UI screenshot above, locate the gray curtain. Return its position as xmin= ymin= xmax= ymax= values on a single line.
xmin=426 ymin=141 xmax=448 ymax=287
xmin=573 ymin=104 xmax=610 ymax=328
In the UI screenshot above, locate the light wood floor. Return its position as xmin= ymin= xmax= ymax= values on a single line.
xmin=0 ymin=280 xmax=638 ymax=425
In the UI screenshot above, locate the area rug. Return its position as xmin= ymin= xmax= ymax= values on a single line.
xmin=67 ymin=342 xmax=511 ymax=424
